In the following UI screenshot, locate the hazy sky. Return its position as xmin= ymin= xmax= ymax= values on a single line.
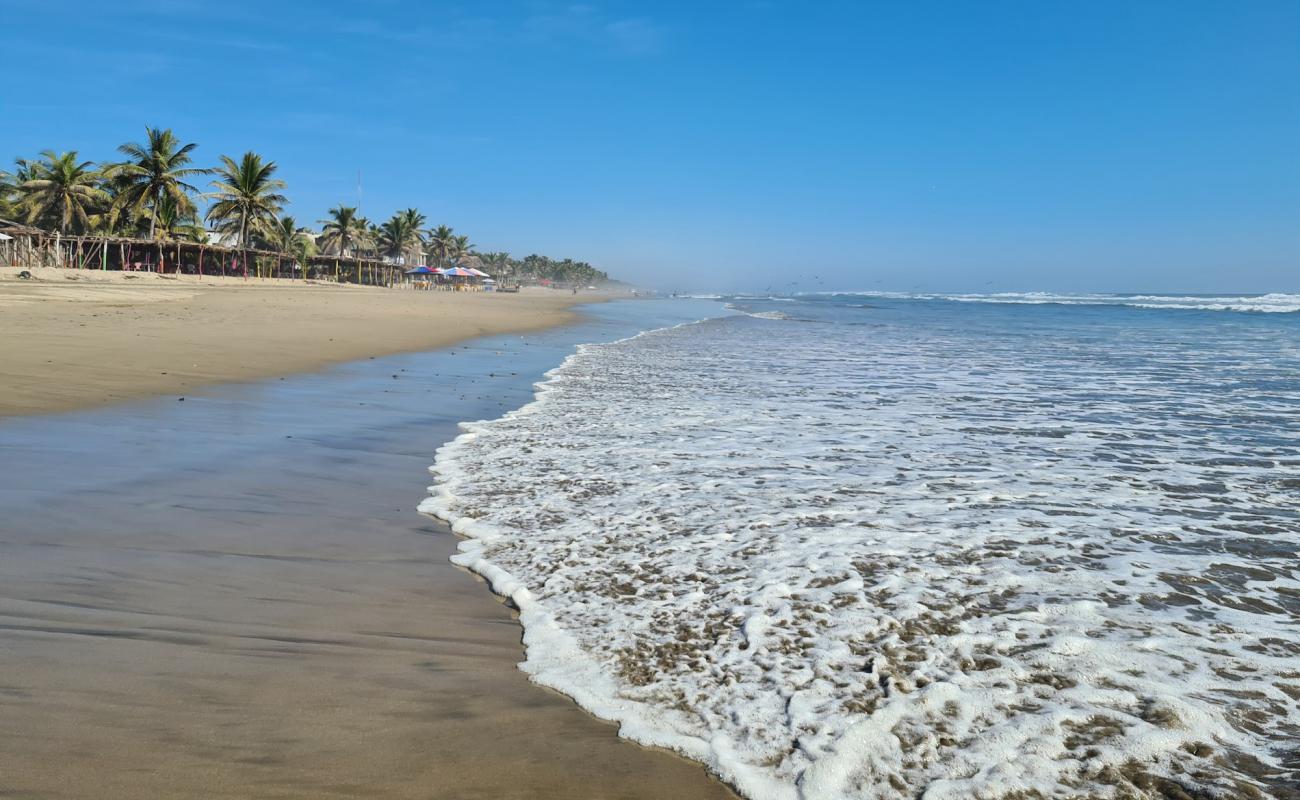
xmin=2 ymin=1 xmax=1296 ymax=292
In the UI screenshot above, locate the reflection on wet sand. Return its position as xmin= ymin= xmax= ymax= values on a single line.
xmin=0 ymin=321 xmax=735 ymax=799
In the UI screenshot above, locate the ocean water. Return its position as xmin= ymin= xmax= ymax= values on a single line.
xmin=422 ymin=293 xmax=1300 ymax=800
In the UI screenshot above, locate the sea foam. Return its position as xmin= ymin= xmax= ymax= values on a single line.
xmin=803 ymin=291 xmax=1300 ymax=313
xmin=421 ymin=310 xmax=1299 ymax=799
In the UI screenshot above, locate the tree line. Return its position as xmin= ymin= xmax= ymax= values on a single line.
xmin=0 ymin=127 xmax=610 ymax=285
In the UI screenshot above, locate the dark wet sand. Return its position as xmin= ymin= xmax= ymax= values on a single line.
xmin=0 ymin=319 xmax=735 ymax=799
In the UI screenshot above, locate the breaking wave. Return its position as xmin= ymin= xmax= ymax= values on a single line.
xmin=804 ymin=291 xmax=1300 ymax=313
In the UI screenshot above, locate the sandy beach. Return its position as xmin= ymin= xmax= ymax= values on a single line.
xmin=0 ymin=267 xmax=597 ymax=417
xmin=0 ymin=285 xmax=736 ymax=799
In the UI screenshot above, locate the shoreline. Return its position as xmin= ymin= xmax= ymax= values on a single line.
xmin=0 ymin=267 xmax=610 ymax=418
xmin=0 ymin=302 xmax=737 ymax=799
xmin=421 ymin=313 xmax=774 ymax=799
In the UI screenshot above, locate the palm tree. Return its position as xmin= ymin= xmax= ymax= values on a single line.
xmin=479 ymin=251 xmax=511 ymax=280
xmin=318 ymin=205 xmax=366 ymax=257
xmin=399 ymin=207 xmax=426 ymax=232
xmin=110 ymin=127 xmax=205 ymax=239
xmin=378 ymin=211 xmax=424 ymax=264
xmin=153 ymin=192 xmax=207 ymax=242
xmin=450 ymin=234 xmax=474 ymax=265
xmin=0 ymin=172 xmax=13 ymax=220
xmin=0 ymin=158 xmax=35 ymax=219
xmin=205 ymin=152 xmax=287 ymax=249
xmin=362 ymin=218 xmax=380 ymax=258
xmin=425 ymin=224 xmax=455 ymax=267
xmin=260 ymin=215 xmax=315 ymax=272
xmin=398 ymin=208 xmax=426 ymax=263
xmin=261 ymin=214 xmax=302 ymax=252
xmin=19 ymin=151 xmax=109 ymax=233
xmin=520 ymin=254 xmax=549 ymax=281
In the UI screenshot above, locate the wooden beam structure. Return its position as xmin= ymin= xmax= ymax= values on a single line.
xmin=0 ymin=220 xmax=407 ymax=287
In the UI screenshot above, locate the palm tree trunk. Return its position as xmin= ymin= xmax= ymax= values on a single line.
xmin=149 ymin=187 xmax=159 ymax=240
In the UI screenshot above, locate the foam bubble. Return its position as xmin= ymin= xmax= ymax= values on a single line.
xmin=424 ymin=312 xmax=1300 ymax=799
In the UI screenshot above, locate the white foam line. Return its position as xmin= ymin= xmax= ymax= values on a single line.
xmin=417 ymin=309 xmax=1298 ymax=799
xmin=417 ymin=316 xmax=793 ymax=800
xmin=792 ymin=291 xmax=1300 ymax=313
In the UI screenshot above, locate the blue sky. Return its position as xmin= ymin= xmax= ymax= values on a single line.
xmin=2 ymin=0 xmax=1296 ymax=292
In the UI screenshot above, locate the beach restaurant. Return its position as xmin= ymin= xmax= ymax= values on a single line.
xmin=0 ymin=218 xmax=407 ymax=286
xmin=403 ymin=265 xmax=492 ymax=291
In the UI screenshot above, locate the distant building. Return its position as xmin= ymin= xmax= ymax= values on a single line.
xmin=204 ymin=229 xmax=239 ymax=248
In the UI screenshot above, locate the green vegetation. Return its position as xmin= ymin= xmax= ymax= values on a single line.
xmin=0 ymin=159 xmax=34 ymax=220
xmin=259 ymin=215 xmax=316 ymax=265
xmin=0 ymin=127 xmax=612 ymax=284
xmin=206 ymin=152 xmax=287 ymax=249
xmin=17 ymin=151 xmax=108 ymax=234
xmin=425 ymin=223 xmax=455 ymax=268
xmin=152 ymin=193 xmax=207 ymax=242
xmin=109 ymin=127 xmax=206 ymax=239
xmin=318 ymin=205 xmax=367 ymax=258
xmin=378 ymin=209 xmax=422 ymax=264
